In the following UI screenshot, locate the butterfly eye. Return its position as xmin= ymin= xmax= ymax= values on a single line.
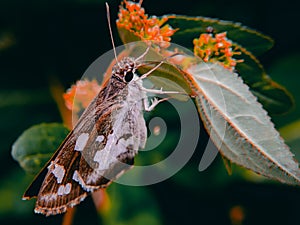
xmin=124 ymin=70 xmax=134 ymax=82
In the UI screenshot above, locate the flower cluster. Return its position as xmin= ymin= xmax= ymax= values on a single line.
xmin=193 ymin=31 xmax=243 ymax=71
xmin=117 ymin=0 xmax=177 ymax=46
xmin=63 ymin=79 xmax=101 ymax=113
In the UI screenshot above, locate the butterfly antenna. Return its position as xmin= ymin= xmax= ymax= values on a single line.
xmin=106 ymin=2 xmax=120 ymax=67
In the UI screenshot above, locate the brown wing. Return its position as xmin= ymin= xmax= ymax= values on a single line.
xmin=23 ymin=82 xmax=146 ymax=216
xmin=22 ymin=128 xmax=101 ymax=216
xmin=22 ymin=90 xmax=102 ymax=198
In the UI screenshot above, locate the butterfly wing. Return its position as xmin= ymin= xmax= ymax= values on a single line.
xmin=23 ymin=85 xmax=147 ymax=216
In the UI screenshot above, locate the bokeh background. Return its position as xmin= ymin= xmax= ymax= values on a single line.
xmin=0 ymin=0 xmax=299 ymax=224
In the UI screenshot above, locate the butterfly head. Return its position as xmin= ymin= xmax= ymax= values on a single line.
xmin=112 ymin=57 xmax=138 ymax=83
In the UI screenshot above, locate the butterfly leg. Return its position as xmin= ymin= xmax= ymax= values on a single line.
xmin=144 ymin=97 xmax=170 ymax=112
xmin=142 ymin=86 xmax=188 ymax=111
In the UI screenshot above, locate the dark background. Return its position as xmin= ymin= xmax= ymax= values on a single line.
xmin=0 ymin=0 xmax=300 ymax=224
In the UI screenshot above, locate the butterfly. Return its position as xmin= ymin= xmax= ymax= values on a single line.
xmin=22 ymin=3 xmax=175 ymax=216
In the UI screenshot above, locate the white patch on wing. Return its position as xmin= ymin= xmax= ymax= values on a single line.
xmin=93 ymin=133 xmax=136 ymax=171
xmin=72 ymin=170 xmax=80 ymax=183
xmin=40 ymin=193 xmax=58 ymax=202
xmin=96 ymin=135 xmax=104 ymax=143
xmin=93 ymin=134 xmax=116 ymax=171
xmin=69 ymin=195 xmax=86 ymax=207
xmin=86 ymin=170 xmax=103 ymax=184
xmin=57 ymin=185 xmax=64 ymax=195
xmin=57 ymin=183 xmax=72 ymax=196
xmin=72 ymin=170 xmax=98 ymax=192
xmin=48 ymin=162 xmax=65 ymax=184
xmin=64 ymin=183 xmax=72 ymax=194
xmin=75 ymin=133 xmax=89 ymax=151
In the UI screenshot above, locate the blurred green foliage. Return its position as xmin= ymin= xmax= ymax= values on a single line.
xmin=11 ymin=123 xmax=69 ymax=174
xmin=1 ymin=0 xmax=300 ymax=225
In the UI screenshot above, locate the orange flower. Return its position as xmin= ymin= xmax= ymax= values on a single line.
xmin=117 ymin=0 xmax=177 ymax=47
xmin=193 ymin=31 xmax=243 ymax=71
xmin=63 ymin=79 xmax=101 ymax=114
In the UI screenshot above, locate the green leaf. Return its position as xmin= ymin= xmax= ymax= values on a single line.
xmin=111 ymin=41 xmax=297 ymax=184
xmin=11 ymin=123 xmax=69 ymax=174
xmin=235 ymin=46 xmax=294 ymax=115
xmin=187 ymin=62 xmax=300 ymax=185
xmin=166 ymin=15 xmax=274 ymax=56
xmin=269 ymin=54 xmax=300 ymax=127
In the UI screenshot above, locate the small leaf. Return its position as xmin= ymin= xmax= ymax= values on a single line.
xmin=166 ymin=15 xmax=274 ymax=56
xmin=11 ymin=123 xmax=69 ymax=174
xmin=187 ymin=62 xmax=300 ymax=185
